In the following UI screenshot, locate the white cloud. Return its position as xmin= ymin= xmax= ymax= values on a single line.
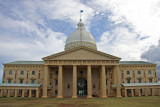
xmin=97 ymin=27 xmax=141 ymax=61
xmin=90 ymin=0 xmax=160 ymax=60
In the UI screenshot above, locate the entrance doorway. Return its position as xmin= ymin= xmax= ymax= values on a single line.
xmin=77 ymin=78 xmax=87 ymax=96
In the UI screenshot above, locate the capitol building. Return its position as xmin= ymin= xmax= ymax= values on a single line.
xmin=0 ymin=20 xmax=160 ymax=98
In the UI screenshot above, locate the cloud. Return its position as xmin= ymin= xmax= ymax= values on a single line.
xmin=141 ymin=40 xmax=160 ymax=62
xmin=91 ymin=0 xmax=160 ymax=51
xmin=97 ymin=27 xmax=141 ymax=61
xmin=141 ymin=40 xmax=160 ymax=80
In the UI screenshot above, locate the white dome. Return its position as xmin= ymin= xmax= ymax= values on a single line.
xmin=65 ymin=20 xmax=97 ymax=50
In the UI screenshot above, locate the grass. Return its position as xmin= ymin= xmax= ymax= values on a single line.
xmin=0 ymin=96 xmax=160 ymax=107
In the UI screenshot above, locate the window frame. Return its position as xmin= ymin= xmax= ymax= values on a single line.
xmin=127 ymin=71 xmax=130 ymax=75
xmin=20 ymin=71 xmax=24 ymax=75
xmin=9 ymin=70 xmax=12 ymax=75
xmin=32 ymin=71 xmax=35 ymax=75
xmin=19 ymin=79 xmax=23 ymax=83
xmin=55 ymin=80 xmax=58 ymax=85
xmin=148 ymin=70 xmax=152 ymax=75
xmin=149 ymin=78 xmax=152 ymax=83
xmin=8 ymin=79 xmax=11 ymax=83
xmin=31 ymin=79 xmax=35 ymax=84
xmin=138 ymin=78 xmax=142 ymax=83
xmin=137 ymin=71 xmax=141 ymax=75
xmin=127 ymin=78 xmax=131 ymax=83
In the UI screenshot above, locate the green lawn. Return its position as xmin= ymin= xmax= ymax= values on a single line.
xmin=0 ymin=96 xmax=160 ymax=107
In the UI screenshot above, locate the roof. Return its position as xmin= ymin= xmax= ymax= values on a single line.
xmin=3 ymin=61 xmax=155 ymax=65
xmin=119 ymin=61 xmax=155 ymax=65
xmin=0 ymin=83 xmax=42 ymax=87
xmin=122 ymin=82 xmax=160 ymax=87
xmin=4 ymin=61 xmax=44 ymax=65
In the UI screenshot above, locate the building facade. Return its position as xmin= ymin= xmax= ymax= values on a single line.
xmin=0 ymin=20 xmax=160 ymax=98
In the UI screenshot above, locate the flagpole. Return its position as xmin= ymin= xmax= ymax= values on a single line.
xmin=80 ymin=10 xmax=81 ymax=21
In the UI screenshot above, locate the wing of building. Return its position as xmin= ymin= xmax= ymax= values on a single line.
xmin=0 ymin=20 xmax=160 ymax=98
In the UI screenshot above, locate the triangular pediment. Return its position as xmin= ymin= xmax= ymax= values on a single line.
xmin=42 ymin=47 xmax=121 ymax=61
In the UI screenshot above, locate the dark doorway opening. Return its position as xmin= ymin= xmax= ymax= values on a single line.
xmin=77 ymin=78 xmax=87 ymax=96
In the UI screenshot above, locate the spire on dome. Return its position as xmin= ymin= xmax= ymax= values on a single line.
xmin=77 ymin=19 xmax=84 ymax=28
xmin=77 ymin=10 xmax=84 ymax=28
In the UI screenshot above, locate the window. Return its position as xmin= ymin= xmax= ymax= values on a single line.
xmin=55 ymin=80 xmax=58 ymax=85
xmin=149 ymin=78 xmax=152 ymax=83
xmin=19 ymin=90 xmax=22 ymax=94
xmin=55 ymin=90 xmax=58 ymax=95
xmin=127 ymin=89 xmax=131 ymax=94
xmin=127 ymin=79 xmax=131 ymax=83
xmin=80 ymin=71 xmax=83 ymax=75
xmin=32 ymin=90 xmax=35 ymax=94
xmin=20 ymin=71 xmax=24 ymax=75
xmin=32 ymin=71 xmax=35 ymax=75
xmin=8 ymin=79 xmax=11 ymax=83
xmin=55 ymin=71 xmax=58 ymax=75
xmin=148 ymin=70 xmax=152 ymax=75
xmin=31 ymin=79 xmax=35 ymax=84
xmin=19 ymin=79 xmax=23 ymax=83
xmin=137 ymin=71 xmax=141 ymax=75
xmin=50 ymin=73 xmax=52 ymax=79
xmin=106 ymin=79 xmax=108 ymax=85
xmin=127 ymin=71 xmax=130 ymax=75
xmin=138 ymin=79 xmax=142 ymax=83
xmin=9 ymin=71 xmax=12 ymax=75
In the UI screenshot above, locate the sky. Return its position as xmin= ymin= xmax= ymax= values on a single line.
xmin=0 ymin=0 xmax=160 ymax=82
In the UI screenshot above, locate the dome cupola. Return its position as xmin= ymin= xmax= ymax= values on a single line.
xmin=65 ymin=19 xmax=97 ymax=50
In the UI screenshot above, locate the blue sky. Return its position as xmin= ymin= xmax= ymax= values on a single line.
xmin=0 ymin=0 xmax=160 ymax=82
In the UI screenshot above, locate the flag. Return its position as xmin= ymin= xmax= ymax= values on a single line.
xmin=80 ymin=10 xmax=83 ymax=13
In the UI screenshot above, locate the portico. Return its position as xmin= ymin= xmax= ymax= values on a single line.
xmin=41 ymin=47 xmax=121 ymax=98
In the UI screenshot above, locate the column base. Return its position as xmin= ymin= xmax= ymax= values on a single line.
xmin=57 ymin=96 xmax=63 ymax=98
xmin=42 ymin=96 xmax=48 ymax=98
xmin=87 ymin=96 xmax=92 ymax=98
xmin=101 ymin=96 xmax=107 ymax=98
xmin=72 ymin=96 xmax=77 ymax=98
xmin=116 ymin=95 xmax=122 ymax=97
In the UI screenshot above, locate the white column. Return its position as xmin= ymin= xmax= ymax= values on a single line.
xmin=36 ymin=89 xmax=39 ymax=98
xmin=87 ymin=65 xmax=92 ymax=98
xmin=21 ymin=89 xmax=24 ymax=97
xmin=115 ymin=66 xmax=122 ymax=97
xmin=57 ymin=65 xmax=63 ymax=98
xmin=138 ymin=89 xmax=141 ymax=96
xmin=29 ymin=89 xmax=32 ymax=97
xmin=131 ymin=89 xmax=134 ymax=97
xmin=100 ymin=65 xmax=107 ymax=98
xmin=14 ymin=89 xmax=17 ymax=97
xmin=72 ymin=65 xmax=77 ymax=98
xmin=0 ymin=89 xmax=2 ymax=97
xmin=124 ymin=89 xmax=127 ymax=97
xmin=42 ymin=65 xmax=49 ymax=98
xmin=7 ymin=89 xmax=10 ymax=97
xmin=145 ymin=88 xmax=148 ymax=96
